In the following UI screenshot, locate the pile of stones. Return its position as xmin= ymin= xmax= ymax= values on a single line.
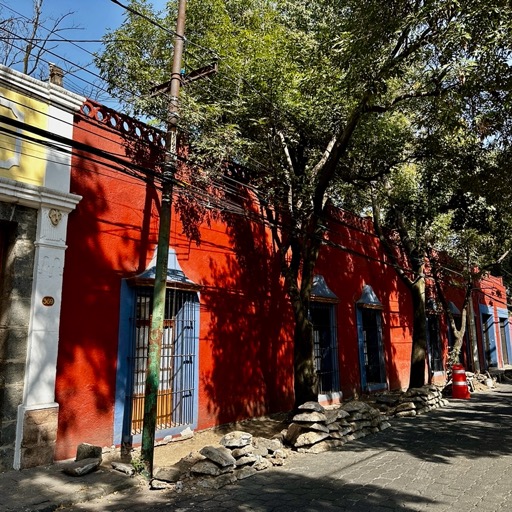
xmin=128 ymin=386 xmax=451 ymax=487
xmin=283 ymin=385 xmax=449 ymax=454
xmin=152 ymin=430 xmax=288 ymax=490
xmin=283 ymin=400 xmax=391 ymax=454
xmin=374 ymin=385 xmax=449 ymax=417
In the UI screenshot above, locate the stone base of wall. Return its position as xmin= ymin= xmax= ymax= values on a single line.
xmin=19 ymin=406 xmax=58 ymax=469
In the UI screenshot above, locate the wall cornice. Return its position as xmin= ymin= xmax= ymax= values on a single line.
xmin=0 ymin=176 xmax=81 ymax=211
xmin=0 ymin=65 xmax=85 ymax=113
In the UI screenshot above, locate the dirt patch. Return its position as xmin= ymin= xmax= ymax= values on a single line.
xmin=153 ymin=412 xmax=290 ymax=469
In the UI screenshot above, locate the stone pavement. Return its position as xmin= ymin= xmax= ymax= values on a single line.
xmin=0 ymin=459 xmax=141 ymax=512
xmin=162 ymin=384 xmax=512 ymax=512
xmin=2 ymin=384 xmax=512 ymax=512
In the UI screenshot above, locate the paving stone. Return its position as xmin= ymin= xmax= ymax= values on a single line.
xmin=4 ymin=385 xmax=512 ymax=512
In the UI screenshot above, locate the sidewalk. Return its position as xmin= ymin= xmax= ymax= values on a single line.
xmin=2 ymin=383 xmax=511 ymax=512
xmin=0 ymin=460 xmax=142 ymax=512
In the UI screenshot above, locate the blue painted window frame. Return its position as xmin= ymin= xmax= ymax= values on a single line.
xmin=497 ymin=307 xmax=511 ymax=367
xmin=310 ymin=301 xmax=341 ymax=401
xmin=356 ymin=306 xmax=387 ymax=392
xmin=426 ymin=314 xmax=444 ymax=373
xmin=479 ymin=304 xmax=498 ymax=368
xmin=113 ymin=281 xmax=200 ymax=447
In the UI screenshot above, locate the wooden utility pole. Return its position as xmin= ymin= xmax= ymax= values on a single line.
xmin=140 ymin=0 xmax=187 ymax=477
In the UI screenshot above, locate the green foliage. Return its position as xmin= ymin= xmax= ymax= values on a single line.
xmin=130 ymin=454 xmax=146 ymax=474
xmin=96 ymin=0 xmax=512 ymax=395
xmin=97 ymin=1 xmax=512 ymax=201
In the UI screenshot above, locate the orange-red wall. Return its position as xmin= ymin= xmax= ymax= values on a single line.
xmin=56 ymin=103 xmax=294 ymax=459
xmin=317 ymin=211 xmax=414 ymax=396
xmin=56 ymin=101 xmax=511 ymax=460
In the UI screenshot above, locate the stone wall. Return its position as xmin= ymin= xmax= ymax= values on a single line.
xmin=19 ymin=406 xmax=59 ymax=468
xmin=0 ymin=203 xmax=37 ymax=471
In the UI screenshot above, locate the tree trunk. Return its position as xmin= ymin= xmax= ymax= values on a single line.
xmin=409 ymin=275 xmax=427 ymax=388
xmin=447 ymin=308 xmax=468 ymax=366
xmin=467 ymin=300 xmax=480 ymax=372
xmin=281 ymin=221 xmax=322 ymax=408
xmin=448 ymin=330 xmax=465 ymax=366
xmin=292 ymin=296 xmax=318 ymax=407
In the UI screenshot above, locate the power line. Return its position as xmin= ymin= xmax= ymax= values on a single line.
xmin=1 ymin=112 xmax=496 ymax=287
xmin=0 ymin=90 xmax=268 ymax=213
xmin=0 ymin=92 xmax=499 ymax=286
xmin=1 ymin=0 xmax=299 ymax=159
xmin=109 ymin=0 xmax=215 ymax=57
xmin=3 ymin=37 xmax=134 ymax=43
xmin=0 ymin=2 xmax=170 ymax=105
xmin=0 ymin=91 xmax=276 ymax=211
xmin=0 ymin=27 xmax=110 ymax=91
xmin=107 ymin=0 xmax=300 ymax=128
xmin=1 ymin=16 xmax=504 ymax=287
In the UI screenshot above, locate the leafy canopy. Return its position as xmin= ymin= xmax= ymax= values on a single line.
xmin=97 ymin=0 xmax=512 ymax=396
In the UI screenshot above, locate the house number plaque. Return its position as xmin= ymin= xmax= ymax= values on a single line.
xmin=42 ymin=296 xmax=55 ymax=306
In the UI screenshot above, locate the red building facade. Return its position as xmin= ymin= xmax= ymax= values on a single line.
xmin=53 ymin=99 xmax=511 ymax=461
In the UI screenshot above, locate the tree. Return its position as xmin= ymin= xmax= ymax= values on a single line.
xmin=365 ymin=87 xmax=512 ymax=380
xmin=97 ymin=0 xmax=512 ymax=402
xmin=0 ymin=0 xmax=79 ymax=78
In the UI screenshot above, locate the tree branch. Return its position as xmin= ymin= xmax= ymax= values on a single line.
xmin=371 ymin=185 xmax=414 ymax=288
xmin=278 ymin=130 xmax=297 ymax=215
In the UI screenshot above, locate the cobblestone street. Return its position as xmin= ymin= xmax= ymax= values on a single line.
xmin=58 ymin=384 xmax=512 ymax=512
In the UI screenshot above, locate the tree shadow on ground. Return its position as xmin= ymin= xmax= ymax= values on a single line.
xmin=346 ymin=388 xmax=512 ymax=464
xmin=6 ymin=388 xmax=512 ymax=511
xmin=171 ymin=471 xmax=438 ymax=512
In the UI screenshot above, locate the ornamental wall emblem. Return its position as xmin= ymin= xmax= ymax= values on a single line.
xmin=48 ymin=208 xmax=63 ymax=226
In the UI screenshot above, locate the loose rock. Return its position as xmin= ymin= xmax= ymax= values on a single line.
xmin=62 ymin=457 xmax=101 ymax=477
xmin=220 ymin=431 xmax=253 ymax=448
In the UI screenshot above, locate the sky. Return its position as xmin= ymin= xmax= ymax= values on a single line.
xmin=4 ymin=0 xmax=167 ymax=101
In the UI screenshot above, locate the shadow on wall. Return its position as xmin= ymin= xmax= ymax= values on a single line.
xmin=316 ymin=215 xmax=412 ymax=398
xmin=55 ymin=148 xmax=159 ymax=460
xmin=199 ymin=201 xmax=294 ymax=427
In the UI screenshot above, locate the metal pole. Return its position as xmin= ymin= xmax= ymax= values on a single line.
xmin=141 ymin=0 xmax=187 ymax=477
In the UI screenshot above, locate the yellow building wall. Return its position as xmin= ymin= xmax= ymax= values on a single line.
xmin=0 ymin=88 xmax=47 ymax=186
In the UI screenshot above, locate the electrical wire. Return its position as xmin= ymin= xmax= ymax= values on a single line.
xmin=0 ymin=2 xmax=172 ymax=105
xmin=0 ymin=94 xmax=506 ymax=289
xmin=2 ymin=115 xmax=504 ymax=291
xmin=1 ymin=0 xmax=298 ymax=164
xmin=0 ymin=90 xmax=278 ymax=211
xmin=0 ymin=142 xmax=402 ymax=281
xmin=1 ymin=27 xmax=111 ymax=91
xmin=107 ymin=0 xmax=302 ymax=127
xmin=1 ymin=7 xmax=509 ymax=286
xmin=0 ymin=101 xmax=492 ymax=276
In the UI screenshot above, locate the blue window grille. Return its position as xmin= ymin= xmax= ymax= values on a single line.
xmin=356 ymin=285 xmax=387 ymax=392
xmin=128 ymin=287 xmax=199 ymax=436
xmin=310 ymin=302 xmax=340 ymax=394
